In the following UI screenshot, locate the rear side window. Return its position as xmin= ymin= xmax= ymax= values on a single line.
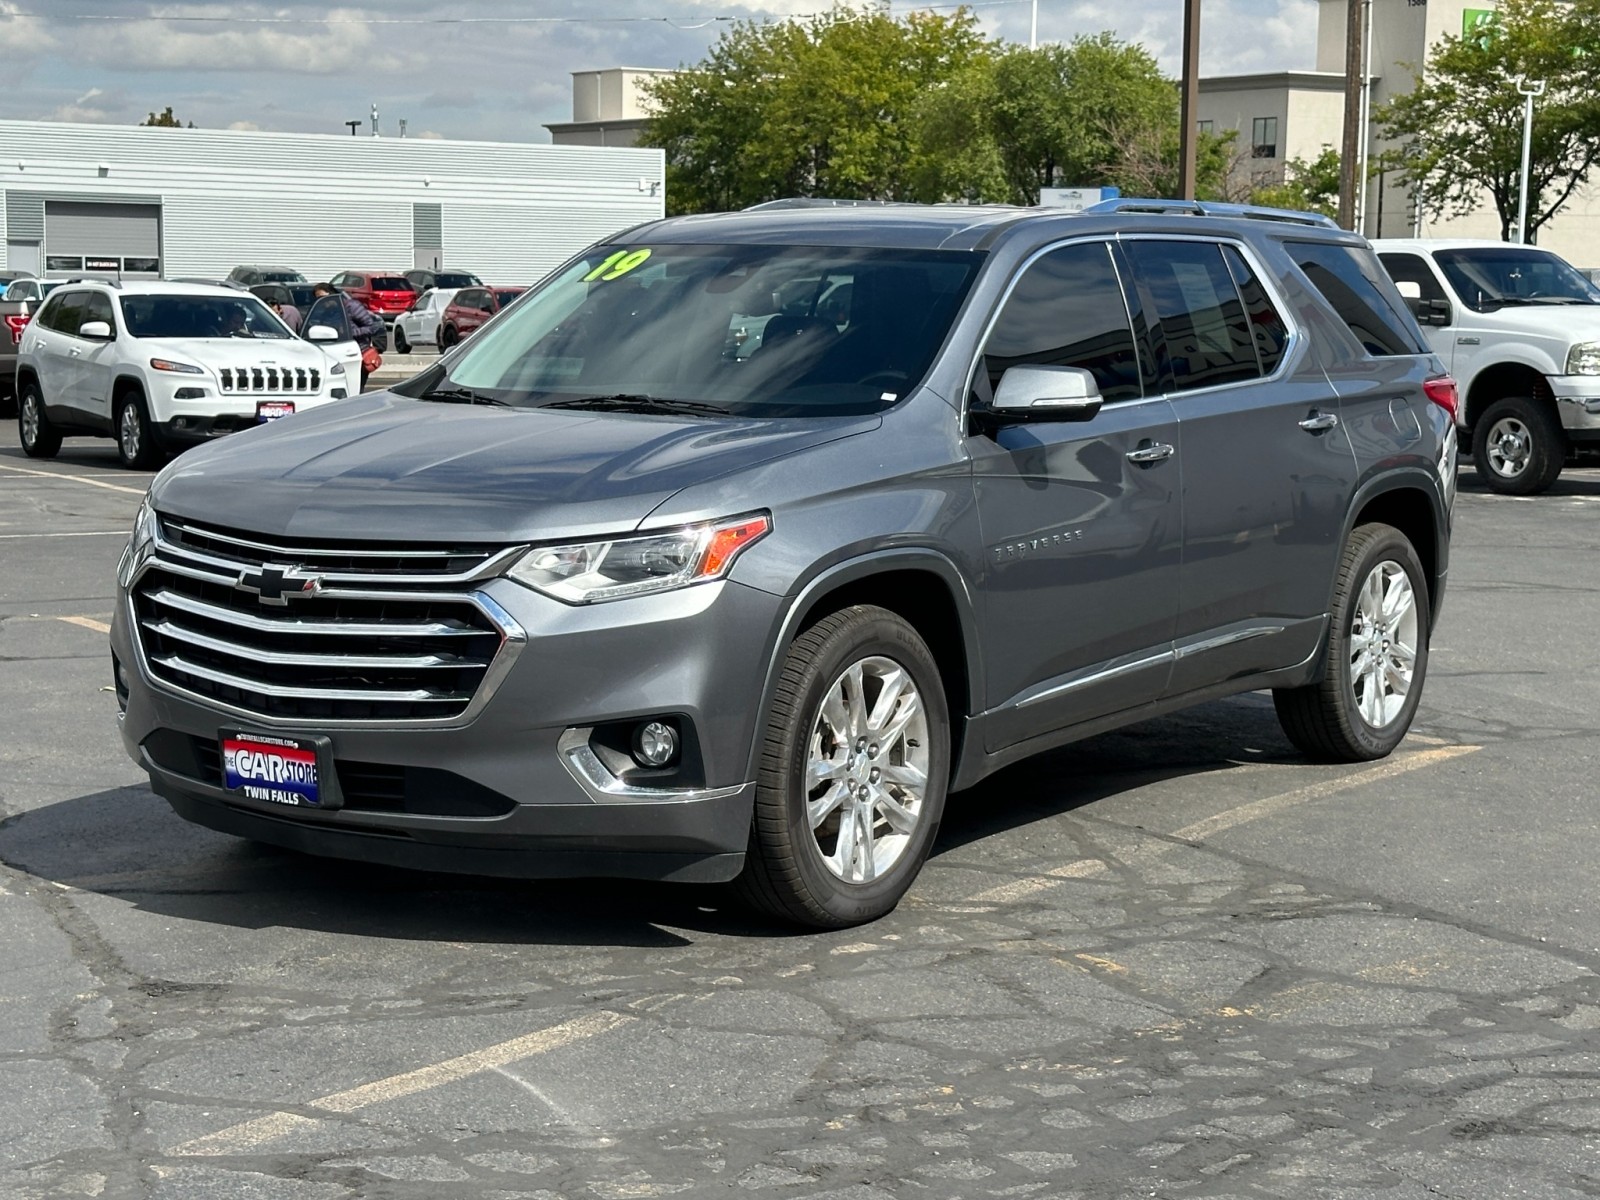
xmin=1288 ymin=241 xmax=1425 ymax=356
xmin=1222 ymin=246 xmax=1291 ymax=375
xmin=1125 ymin=240 xmax=1258 ymax=393
xmin=978 ymin=241 xmax=1142 ymax=403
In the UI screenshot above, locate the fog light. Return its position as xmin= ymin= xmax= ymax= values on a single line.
xmin=632 ymin=720 xmax=679 ymax=768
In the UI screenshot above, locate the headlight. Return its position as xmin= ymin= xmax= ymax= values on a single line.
xmin=1566 ymin=342 xmax=1600 ymax=375
xmin=117 ymin=497 xmax=158 ymax=589
xmin=149 ymin=357 xmax=205 ymax=375
xmin=507 ymin=514 xmax=771 ymax=604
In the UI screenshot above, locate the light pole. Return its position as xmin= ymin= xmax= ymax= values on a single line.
xmin=1030 ymin=0 xmax=1037 ymax=47
xmin=1515 ymin=77 xmax=1545 ymax=244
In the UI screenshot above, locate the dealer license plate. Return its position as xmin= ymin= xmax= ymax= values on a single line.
xmin=257 ymin=400 xmax=296 ymax=422
xmin=221 ymin=730 xmax=324 ymax=807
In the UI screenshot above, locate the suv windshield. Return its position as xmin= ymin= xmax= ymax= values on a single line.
xmin=120 ymin=294 xmax=293 ymax=339
xmin=419 ymin=244 xmax=981 ymax=417
xmin=259 ymin=270 xmax=306 ymax=284
xmin=1434 ymin=247 xmax=1600 ymax=312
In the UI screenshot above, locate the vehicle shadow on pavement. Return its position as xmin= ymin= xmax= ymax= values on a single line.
xmin=0 ymin=697 xmax=1295 ymax=945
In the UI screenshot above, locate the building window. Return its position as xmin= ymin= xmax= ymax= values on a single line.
xmin=1197 ymin=119 xmax=1214 ymax=135
xmin=1252 ymin=116 xmax=1278 ymax=159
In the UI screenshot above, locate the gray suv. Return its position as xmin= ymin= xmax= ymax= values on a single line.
xmin=113 ymin=200 xmax=1457 ymax=927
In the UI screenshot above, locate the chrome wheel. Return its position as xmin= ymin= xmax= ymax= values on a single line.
xmin=806 ymin=655 xmax=929 ymax=883
xmin=20 ymin=392 xmax=40 ymax=448
xmin=119 ymin=402 xmax=143 ymax=461
xmin=1349 ymin=559 xmax=1419 ymax=729
xmin=1485 ymin=416 xmax=1531 ymax=478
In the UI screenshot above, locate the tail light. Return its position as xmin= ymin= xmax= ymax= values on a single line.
xmin=1423 ymin=376 xmax=1459 ymax=423
xmin=4 ymin=313 xmax=28 ymax=343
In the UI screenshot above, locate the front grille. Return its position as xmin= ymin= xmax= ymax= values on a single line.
xmin=131 ymin=521 xmax=521 ymax=723
xmin=217 ymin=366 xmax=321 ymax=394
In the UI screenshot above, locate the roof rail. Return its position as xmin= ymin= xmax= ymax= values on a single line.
xmin=64 ymin=276 xmax=122 ymax=288
xmin=743 ymin=197 xmax=910 ymax=210
xmin=1081 ymin=197 xmax=1339 ymax=229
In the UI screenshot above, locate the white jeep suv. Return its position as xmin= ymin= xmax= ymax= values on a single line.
xmin=15 ymin=281 xmax=361 ymax=469
xmin=1375 ymin=239 xmax=1600 ymax=494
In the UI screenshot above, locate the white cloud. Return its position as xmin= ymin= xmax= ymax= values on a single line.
xmin=228 ymin=119 xmax=261 ymax=130
xmin=45 ymin=86 xmax=114 ymax=124
xmin=0 ymin=2 xmax=57 ymax=55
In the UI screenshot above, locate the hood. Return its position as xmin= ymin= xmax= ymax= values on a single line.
xmin=150 ymin=391 xmax=880 ymax=543
xmin=141 ymin=337 xmax=330 ymax=372
xmin=1462 ymin=304 xmax=1600 ymax=345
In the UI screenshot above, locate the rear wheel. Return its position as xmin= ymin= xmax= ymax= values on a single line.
xmin=18 ymin=381 xmax=61 ymax=459
xmin=1274 ymin=522 xmax=1429 ymax=762
xmin=440 ymin=324 xmax=458 ymax=349
xmin=1472 ymin=396 xmax=1565 ymax=495
xmin=736 ymin=606 xmax=949 ymax=928
xmin=115 ymin=390 xmax=160 ymax=470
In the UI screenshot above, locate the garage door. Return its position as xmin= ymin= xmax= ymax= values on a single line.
xmin=45 ymin=201 xmax=162 ymax=277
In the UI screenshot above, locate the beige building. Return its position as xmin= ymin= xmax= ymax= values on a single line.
xmin=544 ymin=68 xmax=675 ymax=148
xmin=1196 ymin=0 xmax=1600 ymax=262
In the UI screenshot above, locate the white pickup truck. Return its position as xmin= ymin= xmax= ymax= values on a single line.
xmin=1374 ymin=239 xmax=1600 ymax=494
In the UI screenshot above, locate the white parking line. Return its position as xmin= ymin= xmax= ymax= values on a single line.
xmin=168 ymin=1010 xmax=633 ymax=1157
xmin=0 ymin=462 xmax=148 ymax=495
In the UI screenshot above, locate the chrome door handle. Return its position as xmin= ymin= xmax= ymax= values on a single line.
xmin=68 ymin=347 xmax=83 ymax=358
xmin=1298 ymin=411 xmax=1339 ymax=432
xmin=1126 ymin=442 xmax=1175 ymax=465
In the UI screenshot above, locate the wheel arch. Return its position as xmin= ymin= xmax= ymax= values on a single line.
xmin=15 ymin=363 xmax=40 ymax=394
xmin=111 ymin=372 xmax=148 ymax=407
xmin=1463 ymin=360 xmax=1554 ymax=433
xmin=1341 ymin=474 xmax=1447 ymax=632
xmin=746 ymin=550 xmax=984 ymax=786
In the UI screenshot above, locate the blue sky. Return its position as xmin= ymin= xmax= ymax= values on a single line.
xmin=0 ymin=0 xmax=1319 ymax=142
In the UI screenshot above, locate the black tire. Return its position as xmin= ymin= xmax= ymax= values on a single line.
xmin=17 ymin=380 xmax=61 ymax=459
xmin=736 ymin=605 xmax=950 ymax=928
xmin=1471 ymin=396 xmax=1565 ymax=495
xmin=115 ymin=389 xmax=161 ymax=471
xmin=1274 ymin=523 xmax=1430 ymax=762
xmin=393 ymin=326 xmax=411 ymax=355
xmin=440 ymin=324 xmax=458 ymax=349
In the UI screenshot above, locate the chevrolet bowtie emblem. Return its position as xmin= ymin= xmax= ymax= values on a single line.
xmin=238 ymin=563 xmax=317 ymax=606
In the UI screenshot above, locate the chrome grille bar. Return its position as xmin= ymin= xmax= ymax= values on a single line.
xmin=143 ymin=587 xmax=487 ymax=638
xmin=141 ymin=618 xmax=492 ymax=670
xmin=150 ymin=653 xmax=469 ymax=705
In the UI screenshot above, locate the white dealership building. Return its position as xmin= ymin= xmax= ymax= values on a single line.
xmin=0 ymin=120 xmax=666 ymax=285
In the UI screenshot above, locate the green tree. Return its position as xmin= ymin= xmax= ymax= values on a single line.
xmin=915 ymin=36 xmax=1180 ymax=205
xmin=141 ymin=106 xmax=195 ymax=129
xmin=1250 ymin=147 xmax=1342 ymax=216
xmin=1376 ymin=0 xmax=1600 ymax=241
xmin=640 ymin=7 xmax=991 ymax=214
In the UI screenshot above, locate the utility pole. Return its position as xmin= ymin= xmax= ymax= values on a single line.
xmin=1338 ymin=0 xmax=1364 ymax=230
xmin=1515 ymin=78 xmax=1545 ymax=243
xmin=1177 ymin=0 xmax=1201 ymax=200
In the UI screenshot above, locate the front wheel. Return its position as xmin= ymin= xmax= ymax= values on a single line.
xmin=440 ymin=324 xmax=458 ymax=349
xmin=18 ymin=381 xmax=61 ymax=459
xmin=1472 ymin=396 xmax=1565 ymax=495
xmin=393 ymin=326 xmax=412 ymax=355
xmin=115 ymin=390 xmax=161 ymax=470
xmin=736 ymin=605 xmax=949 ymax=928
xmin=1274 ymin=523 xmax=1429 ymax=762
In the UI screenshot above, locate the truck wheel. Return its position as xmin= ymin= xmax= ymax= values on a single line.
xmin=1472 ymin=396 xmax=1565 ymax=495
xmin=1274 ymin=523 xmax=1429 ymax=762
xmin=18 ymin=381 xmax=61 ymax=459
xmin=115 ymin=390 xmax=161 ymax=470
xmin=737 ymin=605 xmax=949 ymax=928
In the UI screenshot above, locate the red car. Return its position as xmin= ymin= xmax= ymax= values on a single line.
xmin=330 ymin=270 xmax=417 ymax=319
xmin=439 ymin=286 xmax=526 ymax=347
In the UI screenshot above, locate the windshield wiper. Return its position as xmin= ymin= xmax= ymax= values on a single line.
xmin=541 ymin=394 xmax=732 ymax=417
xmin=416 ymin=386 xmax=510 ymax=407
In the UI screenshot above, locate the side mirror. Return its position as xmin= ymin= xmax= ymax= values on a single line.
xmin=78 ymin=320 xmax=114 ymax=340
xmin=305 ymin=324 xmax=340 ymax=343
xmin=1394 ymin=280 xmax=1422 ymax=301
xmin=1415 ymin=298 xmax=1453 ymax=327
xmin=988 ymin=364 xmax=1104 ymax=422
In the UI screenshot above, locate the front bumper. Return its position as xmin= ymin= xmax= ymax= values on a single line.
xmin=1550 ymin=375 xmax=1600 ymax=440
xmin=113 ymin=573 xmax=780 ymax=883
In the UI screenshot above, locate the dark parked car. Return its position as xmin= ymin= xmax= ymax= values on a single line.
xmin=248 ymin=282 xmax=318 ymax=314
xmin=113 ymin=200 xmax=1456 ymax=927
xmin=439 ymin=286 xmax=525 ymax=346
xmin=226 ymin=265 xmax=307 ymax=289
xmin=330 ymin=271 xmax=417 ymax=320
xmin=405 ymin=268 xmax=484 ymax=293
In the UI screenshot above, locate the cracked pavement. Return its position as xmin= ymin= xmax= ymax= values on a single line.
xmin=2 ymin=430 xmax=1599 ymax=1200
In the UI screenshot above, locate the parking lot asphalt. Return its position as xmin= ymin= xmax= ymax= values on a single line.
xmin=2 ymin=425 xmax=1598 ymax=1200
